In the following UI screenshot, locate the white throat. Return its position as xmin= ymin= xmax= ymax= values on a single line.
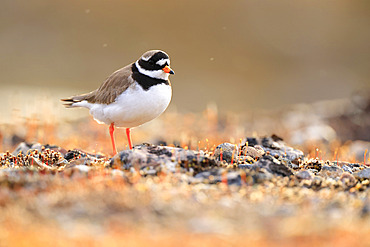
xmin=135 ymin=61 xmax=169 ymax=80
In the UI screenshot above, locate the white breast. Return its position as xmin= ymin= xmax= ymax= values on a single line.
xmin=77 ymin=83 xmax=172 ymax=128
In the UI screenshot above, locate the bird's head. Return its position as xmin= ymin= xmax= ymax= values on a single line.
xmin=135 ymin=50 xmax=174 ymax=80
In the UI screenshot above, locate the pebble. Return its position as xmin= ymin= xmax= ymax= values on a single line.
xmin=295 ymin=170 xmax=313 ymax=180
xmin=353 ymin=168 xmax=370 ymax=181
xmin=213 ymin=143 xmax=238 ymax=163
xmin=318 ymin=165 xmax=343 ymax=178
xmin=243 ymin=136 xmax=304 ymax=161
xmin=254 ymin=156 xmax=293 ymax=177
xmin=242 ymin=145 xmax=265 ymax=159
xmin=339 ymin=172 xmax=357 ymax=187
xmin=341 ymin=165 xmax=353 ymax=174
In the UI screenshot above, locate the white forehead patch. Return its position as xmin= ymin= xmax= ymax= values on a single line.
xmin=156 ymin=58 xmax=170 ymax=66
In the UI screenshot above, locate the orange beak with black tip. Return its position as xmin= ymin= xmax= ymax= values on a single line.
xmin=163 ymin=65 xmax=175 ymax=75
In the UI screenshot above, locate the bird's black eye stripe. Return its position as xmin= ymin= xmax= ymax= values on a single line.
xmin=139 ymin=59 xmax=162 ymax=71
xmin=137 ymin=52 xmax=169 ymax=71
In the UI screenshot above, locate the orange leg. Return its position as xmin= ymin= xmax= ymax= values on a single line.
xmin=109 ymin=123 xmax=117 ymax=155
xmin=126 ymin=128 xmax=133 ymax=149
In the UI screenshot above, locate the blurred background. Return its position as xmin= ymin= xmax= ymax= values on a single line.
xmin=0 ymin=0 xmax=369 ymax=157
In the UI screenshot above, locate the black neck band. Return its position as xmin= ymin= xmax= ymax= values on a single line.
xmin=131 ymin=63 xmax=169 ymax=90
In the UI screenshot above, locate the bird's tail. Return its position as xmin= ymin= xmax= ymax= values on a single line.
xmin=61 ymin=94 xmax=89 ymax=108
xmin=60 ymin=98 xmax=76 ymax=108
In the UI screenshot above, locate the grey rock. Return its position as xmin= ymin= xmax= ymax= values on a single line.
xmin=264 ymin=147 xmax=304 ymax=161
xmin=353 ymin=168 xmax=370 ymax=180
xmin=295 ymin=170 xmax=313 ymax=180
xmin=64 ymin=149 xmax=105 ymax=161
xmin=254 ymin=156 xmax=293 ymax=177
xmin=12 ymin=142 xmax=34 ymax=155
xmin=318 ymin=165 xmax=343 ymax=178
xmin=339 ymin=172 xmax=356 ymax=187
xmin=111 ymin=143 xmax=218 ymax=175
xmin=244 ymin=136 xmax=304 ymax=161
xmin=245 ymin=137 xmax=258 ymax=146
xmin=238 ymin=164 xmax=253 ymax=169
xmin=213 ymin=143 xmax=238 ymax=163
xmin=261 ymin=137 xmax=279 ymax=149
xmin=242 ymin=145 xmax=265 ymax=159
xmin=342 ymin=165 xmax=353 ymax=174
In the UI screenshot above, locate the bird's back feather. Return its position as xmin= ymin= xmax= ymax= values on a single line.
xmin=61 ymin=64 xmax=134 ymax=107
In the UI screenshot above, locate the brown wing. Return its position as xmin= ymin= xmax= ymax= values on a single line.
xmin=62 ymin=64 xmax=134 ymax=106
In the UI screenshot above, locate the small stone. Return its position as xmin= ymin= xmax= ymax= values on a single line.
xmin=339 ymin=172 xmax=356 ymax=187
xmin=342 ymin=165 xmax=353 ymax=174
xmin=261 ymin=137 xmax=277 ymax=149
xmin=295 ymin=170 xmax=313 ymax=180
xmin=12 ymin=142 xmax=33 ymax=155
xmin=255 ymin=156 xmax=293 ymax=177
xmin=353 ymin=168 xmax=370 ymax=181
xmin=64 ymin=150 xmax=88 ymax=161
xmin=238 ymin=164 xmax=253 ymax=169
xmin=213 ymin=143 xmax=238 ymax=163
xmin=242 ymin=135 xmax=303 ymax=161
xmin=242 ymin=145 xmax=265 ymax=159
xmin=318 ymin=165 xmax=343 ymax=178
xmin=246 ymin=137 xmax=258 ymax=146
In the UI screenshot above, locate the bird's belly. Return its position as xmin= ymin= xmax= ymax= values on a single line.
xmin=89 ymin=84 xmax=172 ymax=128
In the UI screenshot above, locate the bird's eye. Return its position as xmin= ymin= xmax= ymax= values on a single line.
xmin=148 ymin=60 xmax=154 ymax=65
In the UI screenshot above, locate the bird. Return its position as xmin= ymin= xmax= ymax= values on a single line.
xmin=61 ymin=50 xmax=174 ymax=155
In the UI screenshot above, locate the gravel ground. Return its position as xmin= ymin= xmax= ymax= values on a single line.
xmin=0 ymin=137 xmax=369 ymax=246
